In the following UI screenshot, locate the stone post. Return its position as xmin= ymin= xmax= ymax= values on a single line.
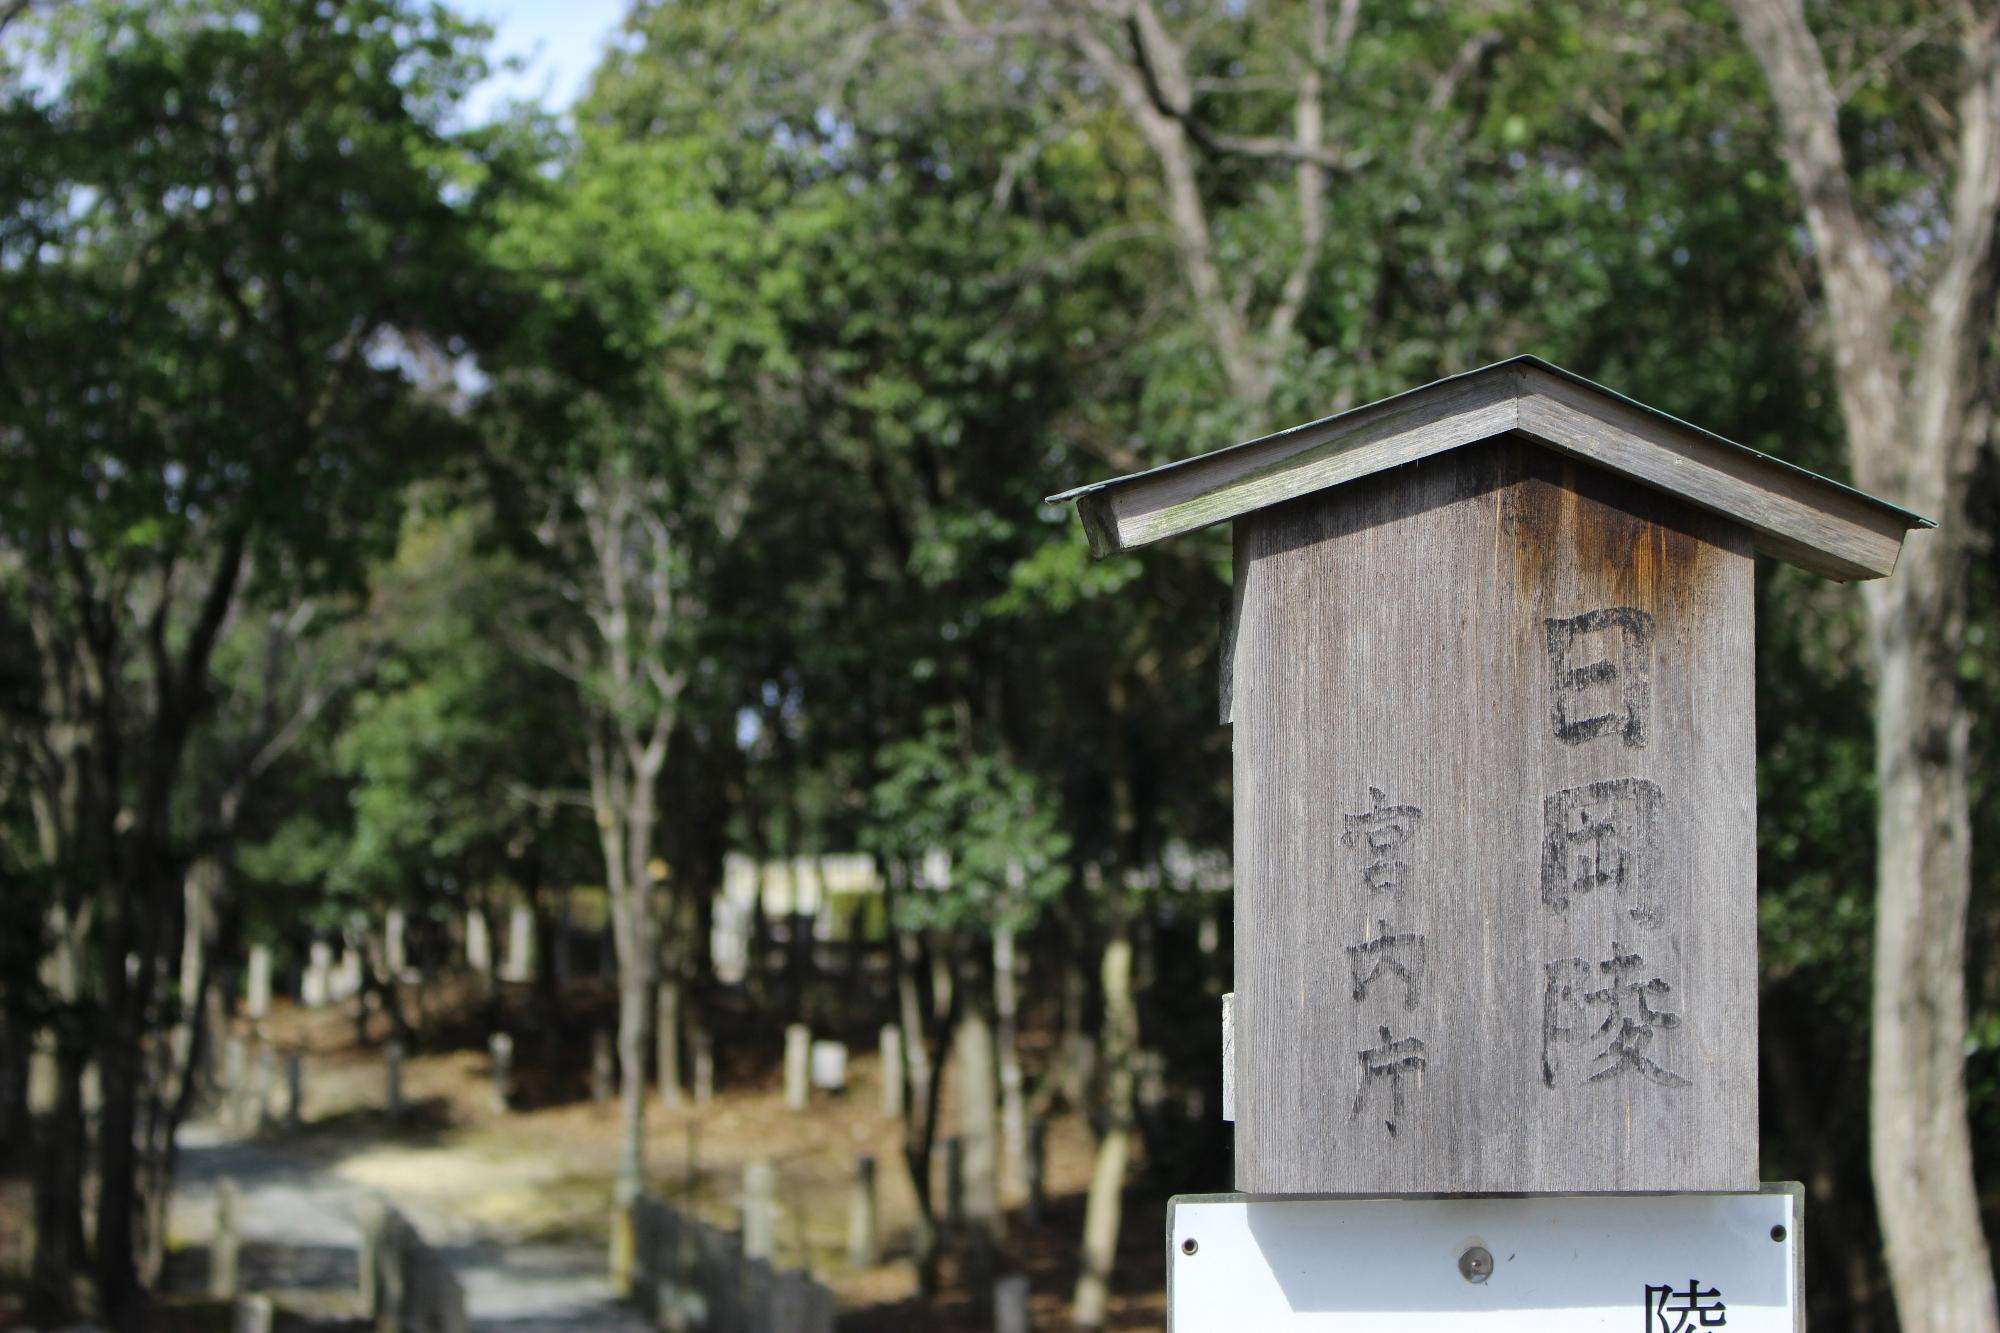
xmin=591 ymin=1029 xmax=614 ymax=1104
xmin=223 ymin=1035 xmax=249 ymax=1133
xmin=384 ymin=1041 xmax=404 ymax=1122
xmin=995 ymin=1273 xmax=1031 ymax=1333
xmin=330 ymin=943 xmax=362 ymax=1003
xmin=209 ymin=1179 xmax=240 ymax=1299
xmin=488 ymin=1033 xmax=513 ymax=1113
xmin=303 ymin=941 xmax=332 ymax=1008
xmin=285 ymin=1052 xmax=304 ymax=1131
xmin=846 ymin=1154 xmax=879 ymax=1268
xmin=742 ymin=1160 xmax=777 ymax=1261
xmin=943 ymin=1135 xmax=964 ymax=1235
xmin=244 ymin=945 xmax=272 ymax=1020
xmin=234 ymin=1294 xmax=274 ymax=1333
xmin=465 ymin=911 xmax=492 ymax=974
xmin=253 ymin=1046 xmax=277 ymax=1133
xmin=692 ymin=1028 xmax=715 ymax=1106
xmin=809 ymin=1040 xmax=847 ymax=1094
xmin=1025 ymin=1116 xmax=1047 ymax=1224
xmin=656 ymin=982 xmax=682 ymax=1111
xmin=503 ymin=904 xmax=535 ymax=983
xmin=878 ymin=1023 xmax=903 ymax=1117
xmin=356 ymin=1194 xmax=386 ymax=1315
xmin=782 ymin=1024 xmax=810 ymax=1111
xmin=385 ymin=908 xmax=409 ymax=979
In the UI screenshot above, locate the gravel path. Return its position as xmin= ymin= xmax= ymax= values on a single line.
xmin=172 ymin=1122 xmax=650 ymax=1331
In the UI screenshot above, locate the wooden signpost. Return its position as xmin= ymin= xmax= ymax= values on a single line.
xmin=1053 ymin=358 xmax=1928 ymax=1324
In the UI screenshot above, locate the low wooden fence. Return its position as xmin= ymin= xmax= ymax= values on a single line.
xmin=629 ymin=1192 xmax=836 ymax=1333
xmin=357 ymin=1196 xmax=467 ymax=1333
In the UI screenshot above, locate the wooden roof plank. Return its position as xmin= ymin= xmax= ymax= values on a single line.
xmin=1077 ymin=369 xmax=1518 ymax=556
xmin=1052 ymin=356 xmax=1929 ymax=581
xmin=1514 ymin=365 xmax=1909 ymax=581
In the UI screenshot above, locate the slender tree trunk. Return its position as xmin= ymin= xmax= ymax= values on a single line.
xmin=994 ymin=927 xmax=1027 ymax=1198
xmin=138 ymin=860 xmax=222 ymax=1287
xmin=895 ymin=920 xmax=947 ymax=1294
xmin=28 ymin=1032 xmax=88 ymax=1325
xmin=604 ymin=801 xmax=658 ymax=1197
xmin=656 ymin=976 xmax=682 ymax=1111
xmin=1072 ymin=916 xmax=1136 ymax=1330
xmin=1864 ymin=543 xmax=1998 ymax=1333
xmin=0 ymin=1017 xmax=26 ymax=1163
xmin=1724 ymin=8 xmax=2000 ymax=1329
xmin=956 ymin=991 xmax=1003 ymax=1306
xmin=1057 ymin=902 xmax=1095 ymax=1114
xmin=95 ymin=973 xmax=147 ymax=1331
xmin=94 ymin=840 xmax=183 ymax=1333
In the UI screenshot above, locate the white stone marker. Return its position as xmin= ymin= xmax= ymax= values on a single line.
xmin=466 ymin=911 xmax=492 ymax=973
xmin=385 ymin=908 xmax=409 ymax=979
xmin=994 ymin=1273 xmax=1031 ymax=1333
xmin=782 ymin=1024 xmax=810 ymax=1111
xmin=244 ymin=945 xmax=271 ymax=1019
xmin=488 ymin=1033 xmax=514 ymax=1113
xmin=384 ymin=1041 xmax=404 ymax=1121
xmin=809 ymin=1040 xmax=847 ymax=1092
xmin=742 ymin=1160 xmax=777 ymax=1261
xmin=879 ymin=1024 xmax=904 ymax=1116
xmin=209 ymin=1179 xmax=240 ymax=1298
xmin=502 ymin=905 xmax=535 ymax=983
xmin=234 ymin=1294 xmax=274 ymax=1333
xmin=302 ymin=942 xmax=332 ymax=1008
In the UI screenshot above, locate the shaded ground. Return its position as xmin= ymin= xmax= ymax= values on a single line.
xmin=0 ymin=972 xmax=1175 ymax=1331
xmin=168 ymin=1122 xmax=649 ymax=1333
xmin=244 ymin=973 xmax=1171 ymax=1330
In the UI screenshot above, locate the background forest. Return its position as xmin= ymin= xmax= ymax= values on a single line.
xmin=1 ymin=0 xmax=1998 ymax=1331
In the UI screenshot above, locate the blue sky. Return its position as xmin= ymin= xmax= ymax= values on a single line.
xmin=457 ymin=0 xmax=629 ymax=121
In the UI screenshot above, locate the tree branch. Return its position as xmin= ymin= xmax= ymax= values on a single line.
xmin=1062 ymin=0 xmax=1266 ymax=403
xmin=1726 ymin=0 xmax=1903 ymax=478
xmin=1905 ymin=8 xmax=2000 ymax=504
xmin=1265 ymin=0 xmax=1331 ymax=355
xmin=1118 ymin=0 xmax=1353 ymax=172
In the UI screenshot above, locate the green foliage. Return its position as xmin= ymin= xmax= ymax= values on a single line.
xmin=0 ymin=0 xmax=514 ymax=596
xmin=235 ymin=496 xmax=590 ymax=923
xmin=864 ymin=714 xmax=1070 ymax=936
xmin=1 ymin=3 xmax=1993 ymax=1320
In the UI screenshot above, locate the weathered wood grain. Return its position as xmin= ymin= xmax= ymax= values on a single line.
xmin=1231 ymin=439 xmax=1758 ymax=1194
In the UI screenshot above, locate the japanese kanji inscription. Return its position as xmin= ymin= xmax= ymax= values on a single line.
xmin=1226 ymin=442 xmax=1758 ymax=1193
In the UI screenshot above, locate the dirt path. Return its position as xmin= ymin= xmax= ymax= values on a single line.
xmin=171 ymin=1120 xmax=649 ymax=1332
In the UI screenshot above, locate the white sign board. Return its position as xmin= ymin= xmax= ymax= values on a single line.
xmin=1169 ymin=1189 xmax=1800 ymax=1332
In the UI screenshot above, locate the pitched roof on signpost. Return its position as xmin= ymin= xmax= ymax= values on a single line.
xmin=1047 ymin=355 xmax=1931 ymax=581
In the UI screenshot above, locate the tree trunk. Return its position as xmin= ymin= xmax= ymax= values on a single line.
xmin=618 ymin=777 xmax=666 ymax=1197
xmin=1722 ymin=8 xmax=2000 ymax=1329
xmin=993 ymin=927 xmax=1027 ymax=1199
xmin=94 ymin=848 xmax=177 ymax=1333
xmin=955 ymin=997 xmax=1003 ymax=1306
xmin=0 ymin=1017 xmax=26 ymax=1163
xmin=656 ymin=978 xmax=683 ymax=1111
xmin=1072 ymin=917 xmax=1135 ymax=1330
xmin=1864 ymin=546 xmax=1999 ymax=1333
xmin=95 ymin=989 xmax=147 ymax=1331
xmin=895 ymin=922 xmax=948 ymax=1294
xmin=138 ymin=861 xmax=223 ymax=1287
xmin=27 ymin=1031 xmax=88 ymax=1326
xmin=611 ymin=835 xmax=656 ymax=1198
